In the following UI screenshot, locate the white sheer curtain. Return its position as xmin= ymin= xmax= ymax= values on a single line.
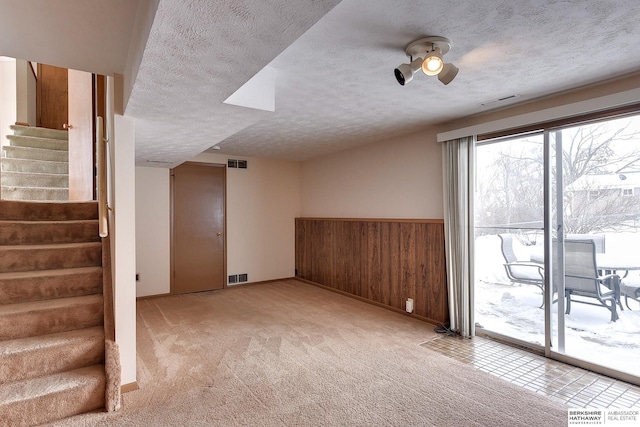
xmin=442 ymin=136 xmax=475 ymax=337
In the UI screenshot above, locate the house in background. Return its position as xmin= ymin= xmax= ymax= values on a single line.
xmin=2 ymin=0 xmax=640 ymax=397
xmin=565 ymin=172 xmax=640 ymax=229
xmin=567 ymin=172 xmax=640 ymax=203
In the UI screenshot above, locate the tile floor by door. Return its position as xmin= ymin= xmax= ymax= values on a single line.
xmin=421 ymin=335 xmax=640 ymax=409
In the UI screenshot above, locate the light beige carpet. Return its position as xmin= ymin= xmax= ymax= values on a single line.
xmin=50 ymin=279 xmax=567 ymax=426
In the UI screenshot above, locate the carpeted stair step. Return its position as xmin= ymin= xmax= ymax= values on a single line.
xmin=0 ymin=266 xmax=103 ymax=305
xmin=0 ymin=326 xmax=105 ymax=384
xmin=0 ymin=199 xmax=110 ymax=424
xmin=0 ymin=242 xmax=101 ymax=273
xmin=0 ymin=364 xmax=105 ymax=427
xmin=0 ymin=219 xmax=99 ymax=245
xmin=0 ymin=294 xmax=104 ymax=340
xmin=0 ymin=186 xmax=68 ymax=201
xmin=2 ymin=146 xmax=68 ymax=163
xmin=1 ymin=171 xmax=68 ymax=188
xmin=0 ymin=200 xmax=97 ymax=221
xmin=10 ymin=124 xmax=68 ymax=141
xmin=6 ymin=134 xmax=69 ymax=151
xmin=1 ymin=158 xmax=69 ymax=174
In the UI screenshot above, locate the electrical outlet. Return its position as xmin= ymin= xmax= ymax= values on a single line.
xmin=406 ymin=298 xmax=414 ymax=313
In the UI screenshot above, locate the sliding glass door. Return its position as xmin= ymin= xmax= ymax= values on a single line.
xmin=475 ymin=113 xmax=640 ymax=383
xmin=548 ymin=117 xmax=640 ymax=380
xmin=474 ymin=133 xmax=545 ymax=347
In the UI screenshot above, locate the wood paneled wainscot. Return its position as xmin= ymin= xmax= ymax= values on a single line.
xmin=295 ymin=218 xmax=448 ymax=324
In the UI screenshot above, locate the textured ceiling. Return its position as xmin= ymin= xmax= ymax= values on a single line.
xmin=3 ymin=1 xmax=640 ymax=165
xmin=130 ymin=0 xmax=640 ymax=164
xmin=127 ymin=0 xmax=342 ymax=165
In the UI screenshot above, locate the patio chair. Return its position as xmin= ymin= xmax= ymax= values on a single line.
xmin=566 ymin=233 xmax=605 ymax=253
xmin=498 ymin=234 xmax=545 ymax=305
xmin=566 ymin=233 xmax=607 ymax=276
xmin=564 ymin=239 xmax=619 ymax=322
xmin=620 ymin=282 xmax=640 ymax=310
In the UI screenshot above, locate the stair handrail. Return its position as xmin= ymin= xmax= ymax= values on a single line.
xmin=97 ymin=116 xmax=108 ymax=238
xmin=97 ymin=117 xmax=120 ymax=411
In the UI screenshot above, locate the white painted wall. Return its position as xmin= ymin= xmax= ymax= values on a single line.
xmin=135 ymin=167 xmax=170 ymax=297
xmin=0 ymin=57 xmax=17 ymax=147
xmin=133 ymin=126 xmax=443 ymax=300
xmin=300 ymin=127 xmax=444 ymax=219
xmin=113 ymin=114 xmax=137 ymax=386
xmin=134 ymin=153 xmax=301 ymax=296
xmin=192 ymin=153 xmax=302 ymax=283
xmin=15 ymin=59 xmax=35 ymax=126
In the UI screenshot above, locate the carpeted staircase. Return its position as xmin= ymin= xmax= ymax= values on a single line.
xmin=2 ymin=125 xmax=69 ymax=201
xmin=0 ymin=200 xmax=114 ymax=426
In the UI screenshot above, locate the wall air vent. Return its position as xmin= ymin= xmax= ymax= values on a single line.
xmin=228 ymin=274 xmax=238 ymax=284
xmin=238 ymin=273 xmax=248 ymax=283
xmin=228 ymin=159 xmax=247 ymax=169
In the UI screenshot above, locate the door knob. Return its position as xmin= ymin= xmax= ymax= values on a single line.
xmin=63 ymin=123 xmax=73 ymax=129
xmin=216 ymin=232 xmax=222 ymax=237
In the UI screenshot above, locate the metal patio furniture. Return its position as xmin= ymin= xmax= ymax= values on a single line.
xmin=564 ymin=239 xmax=620 ymax=322
xmin=620 ymin=282 xmax=640 ymax=310
xmin=499 ymin=234 xmax=545 ymax=305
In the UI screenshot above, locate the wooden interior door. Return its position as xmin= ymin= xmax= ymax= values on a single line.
xmin=67 ymin=69 xmax=94 ymax=200
xmin=172 ymin=163 xmax=225 ymax=294
xmin=36 ymin=64 xmax=68 ymax=130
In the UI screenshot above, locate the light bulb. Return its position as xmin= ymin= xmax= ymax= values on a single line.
xmin=422 ymin=48 xmax=443 ymax=76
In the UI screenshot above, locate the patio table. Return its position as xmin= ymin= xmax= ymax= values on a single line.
xmin=527 ymin=250 xmax=640 ymax=309
xmin=596 ymin=253 xmax=640 ymax=277
xmin=620 ymin=283 xmax=640 ymax=309
xmin=597 ymin=253 xmax=640 ymax=310
xmin=529 ymin=249 xmax=640 ymax=276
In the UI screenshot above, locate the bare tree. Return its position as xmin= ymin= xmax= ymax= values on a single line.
xmin=477 ymin=118 xmax=640 ymax=235
xmin=475 ymin=138 xmax=543 ymax=236
xmin=559 ymin=120 xmax=640 ymax=233
xmin=564 ymin=182 xmax=639 ymax=233
xmin=560 ymin=121 xmax=640 ymax=186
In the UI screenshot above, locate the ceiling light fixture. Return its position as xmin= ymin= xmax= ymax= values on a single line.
xmin=394 ymin=36 xmax=459 ymax=86
xmin=394 ymin=57 xmax=423 ymax=86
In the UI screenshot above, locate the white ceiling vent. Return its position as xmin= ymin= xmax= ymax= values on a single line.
xmin=480 ymin=94 xmax=519 ymax=107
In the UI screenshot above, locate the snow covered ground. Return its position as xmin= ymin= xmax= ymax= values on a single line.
xmin=475 ymin=233 xmax=640 ymax=378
